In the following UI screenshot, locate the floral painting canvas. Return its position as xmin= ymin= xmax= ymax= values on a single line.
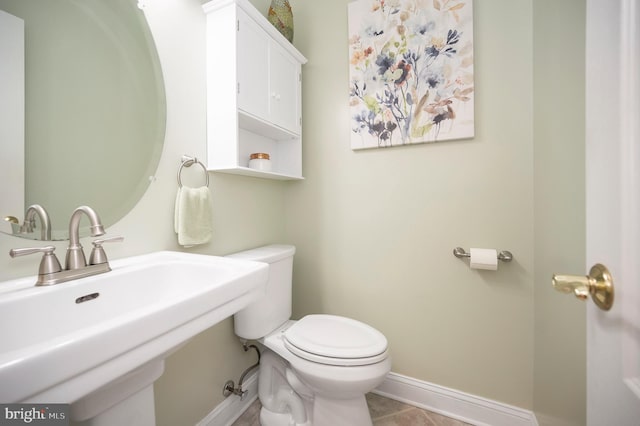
xmin=348 ymin=0 xmax=474 ymax=150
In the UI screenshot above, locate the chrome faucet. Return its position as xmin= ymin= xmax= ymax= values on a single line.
xmin=21 ymin=204 xmax=52 ymax=241
xmin=66 ymin=206 xmax=106 ymax=270
xmin=9 ymin=206 xmax=123 ymax=286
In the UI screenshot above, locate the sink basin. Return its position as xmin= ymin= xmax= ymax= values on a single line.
xmin=0 ymin=251 xmax=268 ymax=407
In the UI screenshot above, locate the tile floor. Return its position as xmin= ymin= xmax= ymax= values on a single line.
xmin=231 ymin=392 xmax=472 ymax=426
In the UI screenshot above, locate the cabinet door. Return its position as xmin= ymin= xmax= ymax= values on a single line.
xmin=269 ymin=41 xmax=301 ymax=134
xmin=236 ymin=9 xmax=269 ymax=121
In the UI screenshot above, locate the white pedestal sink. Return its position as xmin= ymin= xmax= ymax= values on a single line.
xmin=0 ymin=251 xmax=269 ymax=424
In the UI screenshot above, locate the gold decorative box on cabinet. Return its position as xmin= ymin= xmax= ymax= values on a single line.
xmin=203 ymin=0 xmax=307 ymax=180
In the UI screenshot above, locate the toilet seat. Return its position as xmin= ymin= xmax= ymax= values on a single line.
xmin=283 ymin=314 xmax=388 ymax=366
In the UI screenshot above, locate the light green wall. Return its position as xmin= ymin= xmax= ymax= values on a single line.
xmin=533 ymin=1 xmax=586 ymax=425
xmin=0 ymin=0 xmax=586 ymax=424
xmin=0 ymin=1 xmax=286 ymax=425
xmin=286 ymin=0 xmax=535 ymax=408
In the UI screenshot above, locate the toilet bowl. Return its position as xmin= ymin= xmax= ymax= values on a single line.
xmin=228 ymin=245 xmax=391 ymax=426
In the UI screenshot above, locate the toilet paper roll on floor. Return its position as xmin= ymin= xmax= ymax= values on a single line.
xmin=469 ymin=248 xmax=498 ymax=270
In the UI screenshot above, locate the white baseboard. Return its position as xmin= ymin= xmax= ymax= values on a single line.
xmin=374 ymin=372 xmax=538 ymax=426
xmin=196 ymin=371 xmax=259 ymax=426
xmin=197 ymin=370 xmax=538 ymax=426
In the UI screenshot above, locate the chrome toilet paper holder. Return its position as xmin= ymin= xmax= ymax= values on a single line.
xmin=453 ymin=247 xmax=513 ymax=262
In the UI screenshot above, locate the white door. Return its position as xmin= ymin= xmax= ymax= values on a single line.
xmin=584 ymin=0 xmax=640 ymax=424
xmin=237 ymin=8 xmax=269 ymax=122
xmin=269 ymin=40 xmax=301 ymax=134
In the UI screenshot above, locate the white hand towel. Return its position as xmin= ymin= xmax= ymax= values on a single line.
xmin=174 ymin=186 xmax=213 ymax=247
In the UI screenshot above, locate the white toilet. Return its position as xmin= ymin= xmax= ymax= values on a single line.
xmin=228 ymin=245 xmax=391 ymax=426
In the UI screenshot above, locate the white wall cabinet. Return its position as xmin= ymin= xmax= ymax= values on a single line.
xmin=203 ymin=0 xmax=307 ymax=180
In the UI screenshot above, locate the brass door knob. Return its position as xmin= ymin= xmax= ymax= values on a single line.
xmin=552 ymin=264 xmax=614 ymax=311
xmin=4 ymin=216 xmax=19 ymax=224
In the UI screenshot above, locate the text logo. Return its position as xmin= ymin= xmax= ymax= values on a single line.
xmin=0 ymin=404 xmax=69 ymax=426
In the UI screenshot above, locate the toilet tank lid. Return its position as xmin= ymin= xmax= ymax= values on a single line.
xmin=226 ymin=244 xmax=296 ymax=263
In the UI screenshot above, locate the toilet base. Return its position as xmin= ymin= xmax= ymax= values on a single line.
xmin=260 ymin=407 xmax=311 ymax=426
xmin=259 ymin=394 xmax=372 ymax=426
xmin=312 ymin=395 xmax=372 ymax=426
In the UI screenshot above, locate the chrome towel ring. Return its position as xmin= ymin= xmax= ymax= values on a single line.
xmin=177 ymin=155 xmax=209 ymax=188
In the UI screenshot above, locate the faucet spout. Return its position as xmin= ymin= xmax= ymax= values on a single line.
xmin=66 ymin=206 xmax=105 ymax=270
xmin=22 ymin=204 xmax=52 ymax=240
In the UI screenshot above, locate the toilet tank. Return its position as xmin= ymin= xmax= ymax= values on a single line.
xmin=227 ymin=244 xmax=296 ymax=340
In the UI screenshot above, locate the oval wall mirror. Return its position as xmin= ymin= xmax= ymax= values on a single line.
xmin=0 ymin=0 xmax=166 ymax=240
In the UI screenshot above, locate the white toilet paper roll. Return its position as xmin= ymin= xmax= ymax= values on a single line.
xmin=469 ymin=248 xmax=498 ymax=270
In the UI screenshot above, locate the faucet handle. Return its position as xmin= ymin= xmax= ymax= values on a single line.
xmin=9 ymin=245 xmax=63 ymax=275
xmin=89 ymin=236 xmax=124 ymax=265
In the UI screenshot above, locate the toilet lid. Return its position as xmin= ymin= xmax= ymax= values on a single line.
xmin=283 ymin=315 xmax=388 ymax=366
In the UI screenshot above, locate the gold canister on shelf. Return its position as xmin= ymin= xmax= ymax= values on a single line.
xmin=248 ymin=153 xmax=272 ymax=171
